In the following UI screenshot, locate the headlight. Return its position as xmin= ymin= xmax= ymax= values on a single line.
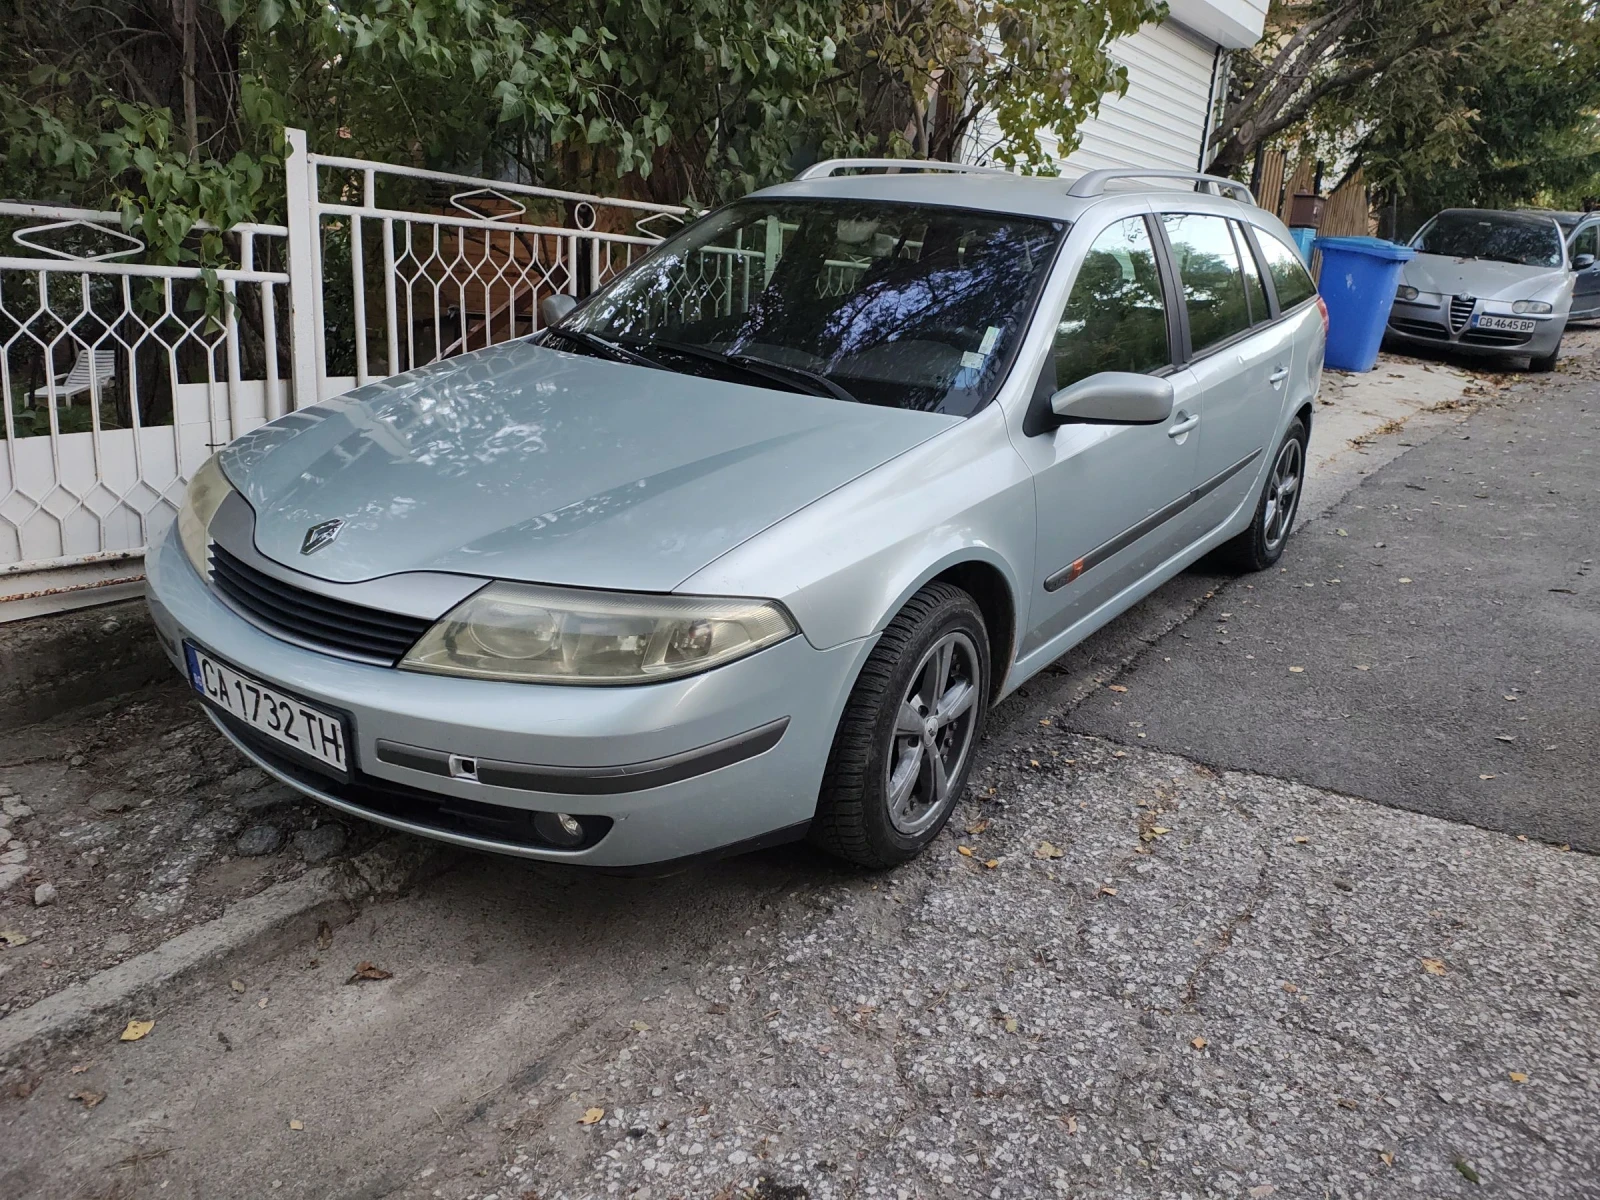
xmin=401 ymin=582 xmax=797 ymax=684
xmin=1395 ymin=285 xmax=1419 ymax=302
xmin=1512 ymin=300 xmax=1553 ymax=315
xmin=176 ymin=454 xmax=235 ymax=575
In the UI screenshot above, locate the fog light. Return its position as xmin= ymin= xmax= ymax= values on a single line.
xmin=534 ymin=811 xmax=586 ymax=848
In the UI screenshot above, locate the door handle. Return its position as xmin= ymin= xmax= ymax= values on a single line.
xmin=1167 ymin=413 xmax=1199 ymax=438
xmin=1269 ymin=366 xmax=1289 ymax=386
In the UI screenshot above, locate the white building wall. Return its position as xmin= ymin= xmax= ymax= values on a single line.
xmin=1045 ymin=21 xmax=1220 ymax=176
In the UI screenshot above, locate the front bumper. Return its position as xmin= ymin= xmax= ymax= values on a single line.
xmin=1386 ymin=298 xmax=1564 ymax=358
xmin=146 ymin=522 xmax=873 ymax=867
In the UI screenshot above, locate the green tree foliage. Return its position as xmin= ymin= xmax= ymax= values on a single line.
xmin=1209 ymin=0 xmax=1600 ymax=212
xmin=2 ymin=0 xmax=1159 ymax=255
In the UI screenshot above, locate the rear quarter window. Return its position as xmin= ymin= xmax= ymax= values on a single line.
xmin=1255 ymin=230 xmax=1318 ymax=311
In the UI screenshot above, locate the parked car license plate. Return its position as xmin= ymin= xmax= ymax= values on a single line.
xmin=1473 ymin=314 xmax=1536 ymax=332
xmin=184 ymin=643 xmax=349 ymax=772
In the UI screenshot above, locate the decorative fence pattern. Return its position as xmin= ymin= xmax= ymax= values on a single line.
xmin=0 ymin=131 xmax=685 ymax=597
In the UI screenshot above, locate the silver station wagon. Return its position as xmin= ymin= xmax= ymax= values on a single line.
xmin=147 ymin=162 xmax=1326 ymax=870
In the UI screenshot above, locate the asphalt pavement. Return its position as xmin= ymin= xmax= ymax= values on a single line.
xmin=1071 ymin=366 xmax=1600 ymax=851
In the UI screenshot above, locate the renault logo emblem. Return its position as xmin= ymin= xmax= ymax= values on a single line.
xmin=300 ymin=518 xmax=344 ymax=555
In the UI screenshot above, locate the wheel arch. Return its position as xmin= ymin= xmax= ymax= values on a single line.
xmin=872 ymin=549 xmax=1021 ymax=704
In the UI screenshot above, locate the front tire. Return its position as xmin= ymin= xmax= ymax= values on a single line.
xmin=1221 ymin=418 xmax=1308 ymax=572
xmin=1528 ymin=337 xmax=1561 ymax=373
xmin=810 ymin=583 xmax=990 ymax=868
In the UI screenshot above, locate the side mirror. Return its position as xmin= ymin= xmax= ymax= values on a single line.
xmin=1050 ymin=371 xmax=1174 ymax=426
xmin=540 ymin=294 xmax=578 ymax=327
xmin=1574 ymin=253 xmax=1597 ymax=271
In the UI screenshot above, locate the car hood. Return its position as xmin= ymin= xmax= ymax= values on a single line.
xmin=1401 ymin=254 xmax=1571 ymax=302
xmin=221 ymin=341 xmax=959 ymax=592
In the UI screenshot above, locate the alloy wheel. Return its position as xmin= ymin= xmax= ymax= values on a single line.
xmin=884 ymin=630 xmax=981 ymax=836
xmin=1263 ymin=437 xmax=1303 ymax=551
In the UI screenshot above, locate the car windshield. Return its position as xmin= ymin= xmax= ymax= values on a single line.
xmin=1413 ymin=212 xmax=1563 ymax=267
xmin=555 ymin=198 xmax=1064 ymax=415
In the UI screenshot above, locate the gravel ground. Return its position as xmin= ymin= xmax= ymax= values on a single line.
xmin=400 ymin=736 xmax=1599 ymax=1200
xmin=0 ymin=677 xmax=374 ymax=1012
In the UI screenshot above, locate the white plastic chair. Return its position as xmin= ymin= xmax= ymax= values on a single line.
xmin=29 ymin=346 xmax=117 ymax=407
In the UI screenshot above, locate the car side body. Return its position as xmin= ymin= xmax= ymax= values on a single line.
xmin=145 ymin=167 xmax=1325 ymax=869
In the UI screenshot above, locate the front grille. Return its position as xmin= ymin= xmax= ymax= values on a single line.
xmin=1449 ymin=296 xmax=1475 ymax=332
xmin=1389 ymin=318 xmax=1449 ymax=340
xmin=1461 ymin=327 xmax=1532 ymax=347
xmin=209 ymin=543 xmax=432 ymax=664
xmin=217 ymin=711 xmax=612 ymax=851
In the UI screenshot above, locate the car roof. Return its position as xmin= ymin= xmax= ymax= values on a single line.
xmin=749 ymin=170 xmax=1282 ymax=229
xmin=1517 ymin=208 xmax=1590 ymax=231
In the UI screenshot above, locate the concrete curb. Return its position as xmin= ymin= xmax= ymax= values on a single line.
xmin=0 ymin=837 xmax=457 ymax=1066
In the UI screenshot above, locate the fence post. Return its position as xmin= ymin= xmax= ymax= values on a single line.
xmin=283 ymin=128 xmax=320 ymax=411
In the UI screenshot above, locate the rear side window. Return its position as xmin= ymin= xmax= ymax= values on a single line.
xmin=1256 ymin=229 xmax=1318 ymax=310
xmin=1052 ymin=217 xmax=1172 ymax=389
xmin=1233 ymin=222 xmax=1272 ymax=324
xmin=1162 ymin=213 xmax=1252 ymax=354
xmin=1574 ymin=224 xmax=1598 ymax=258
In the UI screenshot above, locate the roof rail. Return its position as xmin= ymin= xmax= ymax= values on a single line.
xmin=795 ymin=158 xmax=1014 ymax=181
xmin=1067 ymin=169 xmax=1255 ymax=205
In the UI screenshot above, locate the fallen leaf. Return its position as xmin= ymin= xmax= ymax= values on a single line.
xmin=1354 ymin=664 xmax=1370 ymax=671
xmin=1495 ymin=735 xmax=1515 ymax=743
xmin=1249 ymin=1187 xmax=1278 ymax=1198
xmin=1509 ymin=1071 xmax=1528 ymax=1084
xmin=1097 ymin=885 xmax=1118 ymax=897
xmin=346 ymin=961 xmax=393 ymax=984
xmin=1281 ymin=982 xmax=1300 ymax=994
xmin=1336 ymin=528 xmax=1348 ymax=537
xmin=579 ymin=1107 xmax=605 ymax=1125
xmin=257 ymin=996 xmax=269 ymax=1009
xmin=1150 ymin=826 xmax=1171 ymax=837
xmin=964 ymin=819 xmax=989 ymax=835
xmin=230 ymin=979 xmax=245 ymax=994
xmin=69 ymin=1063 xmax=93 ymax=1074
xmin=119 ymin=1019 xmax=154 ymax=1042
xmin=1292 ymin=836 xmax=1310 ymax=844
xmin=1421 ymin=958 xmax=1447 ymax=976
xmin=1062 ymin=1114 xmax=1078 ymax=1134
xmin=983 ymin=858 xmax=999 ymax=869
xmin=289 ymin=1119 xmax=304 ymax=1131
xmin=1379 ymin=1151 xmax=1395 ymax=1166
xmin=316 ymin=920 xmax=333 ymax=951
xmin=1112 ymin=750 xmax=1126 ymax=758
xmin=1190 ymin=1036 xmax=1208 ymax=1050
xmin=1454 ymin=1159 xmax=1480 ymax=1184
xmin=1029 ymin=759 xmax=1040 ymax=768
xmin=70 ymin=1090 xmax=105 ymax=1109
xmin=1038 ymin=718 xmax=1052 ymax=726
xmin=1034 ymin=842 xmax=1065 ymax=860
xmin=1503 ymin=694 xmax=1518 ymax=702
xmin=1003 ymin=1017 xmax=1018 ymax=1033
xmin=1337 ymin=1098 xmax=1359 ymax=1110
xmin=1398 ymin=577 xmax=1413 ymax=584
xmin=1288 ymin=665 xmax=1305 ymax=673
xmin=1479 ymin=774 xmax=1496 ymax=781
xmin=0 ymin=929 xmax=29 ymax=948
xmin=957 ymin=846 xmax=975 ymax=858
xmin=1107 ymin=684 xmax=1128 ymax=693
xmin=630 ymin=1020 xmax=650 ymax=1032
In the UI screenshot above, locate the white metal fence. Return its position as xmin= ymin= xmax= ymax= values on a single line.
xmin=0 ymin=130 xmax=685 ymax=601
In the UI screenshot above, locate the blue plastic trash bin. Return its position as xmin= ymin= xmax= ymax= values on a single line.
xmin=1289 ymin=226 xmax=1316 ymax=258
xmin=1313 ymin=235 xmax=1417 ymax=372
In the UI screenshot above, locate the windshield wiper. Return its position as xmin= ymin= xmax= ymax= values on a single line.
xmin=620 ymin=337 xmax=861 ymax=404
xmin=542 ymin=326 xmax=660 ymax=370
xmin=728 ymin=351 xmax=861 ymax=406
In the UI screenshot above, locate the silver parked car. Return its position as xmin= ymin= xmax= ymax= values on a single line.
xmin=147 ymin=163 xmax=1326 ymax=870
xmin=1386 ymin=208 xmax=1589 ymax=370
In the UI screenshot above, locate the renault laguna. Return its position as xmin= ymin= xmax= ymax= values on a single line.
xmin=147 ymin=163 xmax=1326 ymax=870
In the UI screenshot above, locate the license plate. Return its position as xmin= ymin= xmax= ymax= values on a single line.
xmin=185 ymin=643 xmax=349 ymax=773
xmin=1473 ymin=314 xmax=1536 ymax=332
